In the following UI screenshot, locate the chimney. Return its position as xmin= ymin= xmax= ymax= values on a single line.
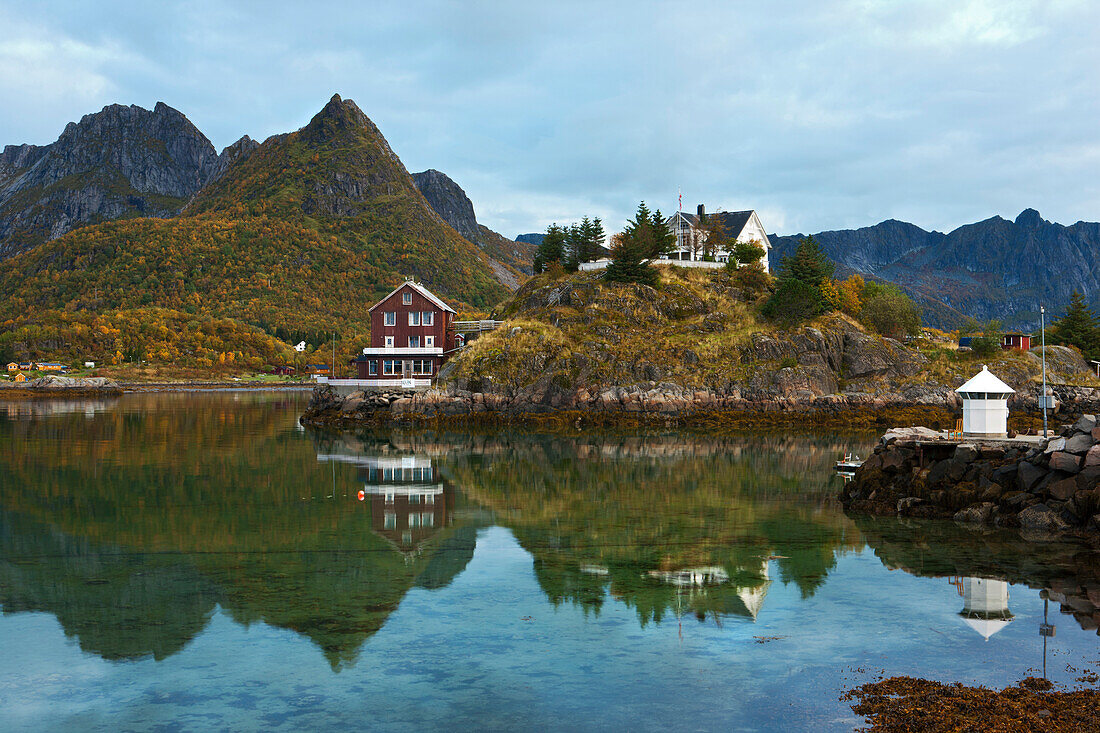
xmin=697 ymin=204 xmax=705 ymax=218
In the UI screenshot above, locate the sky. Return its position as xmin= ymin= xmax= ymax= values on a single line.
xmin=2 ymin=0 xmax=1098 ymax=238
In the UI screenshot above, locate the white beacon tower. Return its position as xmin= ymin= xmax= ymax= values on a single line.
xmin=955 ymin=366 xmax=1015 ymax=438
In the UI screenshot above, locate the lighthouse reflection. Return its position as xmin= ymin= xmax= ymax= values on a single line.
xmin=954 ymin=577 xmax=1014 ymax=641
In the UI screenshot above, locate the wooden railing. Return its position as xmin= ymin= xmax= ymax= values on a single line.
xmin=453 ymin=320 xmax=503 ymax=334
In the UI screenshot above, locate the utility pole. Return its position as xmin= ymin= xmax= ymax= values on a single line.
xmin=1041 ymin=305 xmax=1049 ymax=437
xmin=332 ymin=333 xmax=336 ymax=378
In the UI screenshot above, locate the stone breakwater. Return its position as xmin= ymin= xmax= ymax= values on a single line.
xmin=0 ymin=375 xmax=122 ymax=397
xmin=299 ymin=382 xmax=970 ymax=429
xmin=841 ymin=418 xmax=1100 ymax=536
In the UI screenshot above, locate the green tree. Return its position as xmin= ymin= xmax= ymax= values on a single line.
xmin=1052 ymin=291 xmax=1100 ymax=359
xmin=534 ymin=224 xmax=567 ymax=274
xmin=761 ymin=280 xmax=820 ymax=324
xmin=860 ymin=284 xmax=923 ymax=339
xmin=780 ymin=235 xmax=834 ymax=287
xmin=734 ymin=240 xmax=766 ymax=266
xmin=604 ymin=203 xmax=664 ymax=286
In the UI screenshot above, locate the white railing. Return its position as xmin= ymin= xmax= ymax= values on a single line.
xmin=315 ymin=377 xmax=432 ymax=389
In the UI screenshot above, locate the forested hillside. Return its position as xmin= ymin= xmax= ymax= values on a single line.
xmin=0 ymin=95 xmax=514 ymax=366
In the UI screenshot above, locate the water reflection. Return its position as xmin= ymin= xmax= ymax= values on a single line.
xmin=1 ymin=394 xmax=1097 ymax=688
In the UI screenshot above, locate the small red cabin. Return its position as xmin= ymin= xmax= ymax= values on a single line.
xmin=1002 ymin=334 xmax=1032 ymax=351
xmin=353 ymin=281 xmax=458 ymax=380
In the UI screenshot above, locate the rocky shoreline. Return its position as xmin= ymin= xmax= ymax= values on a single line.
xmin=0 ymin=375 xmax=122 ymax=398
xmin=841 ymin=418 xmax=1100 ymax=537
xmin=298 ymin=379 xmax=1100 ymax=430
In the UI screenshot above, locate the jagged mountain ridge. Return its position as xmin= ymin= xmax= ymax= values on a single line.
xmin=0 ymin=102 xmax=257 ymax=258
xmin=411 ymin=168 xmax=536 ymax=282
xmin=0 ymin=94 xmax=512 ymax=342
xmin=771 ymin=209 xmax=1100 ymax=330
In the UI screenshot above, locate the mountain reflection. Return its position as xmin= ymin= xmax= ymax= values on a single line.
xmin=5 ymin=395 xmax=1095 ymax=672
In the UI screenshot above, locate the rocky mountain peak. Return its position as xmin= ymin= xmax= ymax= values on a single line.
xmin=0 ymin=101 xmax=222 ymax=257
xmin=1015 ymin=208 xmax=1043 ymax=228
xmin=411 ymin=169 xmax=480 ymax=241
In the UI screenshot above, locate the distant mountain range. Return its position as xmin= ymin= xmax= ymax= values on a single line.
xmin=0 ymin=95 xmax=533 ymax=347
xmin=771 ymin=209 xmax=1100 ymax=330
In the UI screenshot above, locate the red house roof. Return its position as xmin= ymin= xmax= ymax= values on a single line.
xmin=368 ymin=281 xmax=456 ymax=314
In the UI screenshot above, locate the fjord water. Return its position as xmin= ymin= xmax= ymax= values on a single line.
xmin=1 ymin=394 xmax=1097 ymax=731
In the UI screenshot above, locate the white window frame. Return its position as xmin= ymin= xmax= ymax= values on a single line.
xmin=402 ymin=292 xmax=413 ymax=305
xmin=408 ymin=336 xmax=420 ymax=348
xmin=383 ymin=360 xmax=398 ymax=375
xmin=368 ymin=361 xmax=377 ymax=375
xmin=384 ymin=311 xmax=396 ymax=326
xmin=384 ymin=512 xmax=396 ymax=529
xmin=424 ymin=335 xmax=434 ymax=348
xmin=422 ymin=311 xmax=434 ymax=326
xmin=408 ymin=311 xmax=421 ymax=326
xmin=384 ymin=336 xmax=394 ymax=348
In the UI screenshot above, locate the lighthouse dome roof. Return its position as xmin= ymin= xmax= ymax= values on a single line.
xmin=956 ymin=366 xmax=1015 ymax=395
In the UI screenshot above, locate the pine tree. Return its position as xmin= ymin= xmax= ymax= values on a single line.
xmin=1053 ymin=291 xmax=1100 ymax=359
xmin=534 ymin=224 xmax=566 ymax=273
xmin=781 ymin=235 xmax=834 ymax=286
xmin=604 ymin=203 xmax=661 ymax=286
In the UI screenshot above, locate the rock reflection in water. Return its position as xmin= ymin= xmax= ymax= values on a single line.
xmin=854 ymin=515 xmax=1100 ymax=636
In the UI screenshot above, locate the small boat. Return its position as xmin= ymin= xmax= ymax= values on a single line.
xmin=835 ymin=453 xmax=862 ymax=472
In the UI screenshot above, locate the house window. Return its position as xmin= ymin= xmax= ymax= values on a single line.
xmin=410 ymin=359 xmax=433 ymax=375
xmin=421 ymin=512 xmax=434 ymax=527
xmin=384 ymin=311 xmax=396 ymax=326
xmin=384 ymin=336 xmax=394 ymax=348
xmin=403 ymin=292 xmax=413 ymax=305
xmin=408 ymin=336 xmax=420 ymax=348
xmin=425 ymin=335 xmax=434 ymax=348
xmin=385 ymin=492 xmax=395 ymax=504
xmin=409 ymin=513 xmax=421 ymax=528
xmin=408 ymin=311 xmax=421 ymax=326
xmin=409 ymin=494 xmax=421 ymax=504
xmin=369 ymin=361 xmax=377 ymax=375
xmin=424 ymin=493 xmax=435 ymax=504
xmin=422 ymin=311 xmax=434 ymax=326
xmin=383 ymin=360 xmax=399 ymax=375
xmin=384 ymin=512 xmax=396 ymax=529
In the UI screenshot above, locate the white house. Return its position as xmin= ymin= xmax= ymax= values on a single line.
xmin=663 ymin=205 xmax=771 ymax=272
xmin=955 ymin=366 xmax=1015 ymax=438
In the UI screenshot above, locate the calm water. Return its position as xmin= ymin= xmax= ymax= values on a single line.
xmin=1 ymin=393 xmax=1098 ymax=731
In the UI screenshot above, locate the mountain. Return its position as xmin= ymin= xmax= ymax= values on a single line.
xmin=412 ymin=168 xmax=536 ymax=284
xmin=0 ymin=94 xmax=512 ymax=354
xmin=516 ymin=233 xmax=544 ymax=246
xmin=770 ymin=209 xmax=1100 ymax=330
xmin=0 ymin=102 xmax=247 ymax=258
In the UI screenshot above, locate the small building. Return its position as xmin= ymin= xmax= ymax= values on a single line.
xmin=17 ymin=362 xmax=32 ymax=371
xmin=1001 ymin=333 xmax=1032 ymax=351
xmin=273 ymin=365 xmax=295 ymax=376
xmin=84 ymin=361 xmax=95 ymax=369
xmin=36 ymin=363 xmax=66 ymax=372
xmin=956 ymin=366 xmax=1015 ymax=438
xmin=13 ymin=373 xmax=26 ymax=383
xmin=350 ymin=281 xmax=459 ymax=384
xmin=5 ymin=362 xmax=17 ymax=372
xmin=957 ymin=336 xmax=973 ymax=348
xmin=306 ymin=364 xmax=332 ymax=376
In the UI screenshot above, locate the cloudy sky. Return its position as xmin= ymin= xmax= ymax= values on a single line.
xmin=2 ymin=0 xmax=1098 ymax=237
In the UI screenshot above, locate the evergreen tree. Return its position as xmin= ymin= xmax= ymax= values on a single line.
xmin=589 ymin=217 xmax=606 ymax=260
xmin=780 ymin=235 xmax=834 ymax=286
xmin=534 ymin=224 xmax=566 ymax=274
xmin=604 ymin=203 xmax=662 ymax=286
xmin=1053 ymin=290 xmax=1100 ymax=359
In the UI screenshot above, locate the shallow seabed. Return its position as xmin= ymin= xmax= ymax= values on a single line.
xmin=0 ymin=393 xmax=1096 ymax=731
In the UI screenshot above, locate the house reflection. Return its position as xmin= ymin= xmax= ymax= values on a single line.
xmin=359 ymin=456 xmax=451 ymax=553
xmin=316 ymin=447 xmax=454 ymax=555
xmin=647 ymin=559 xmax=772 ymax=621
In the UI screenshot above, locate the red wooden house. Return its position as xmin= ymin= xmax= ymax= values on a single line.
xmin=352 ymin=281 xmax=459 ymax=382
xmin=1001 ymin=333 xmax=1032 ymax=351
